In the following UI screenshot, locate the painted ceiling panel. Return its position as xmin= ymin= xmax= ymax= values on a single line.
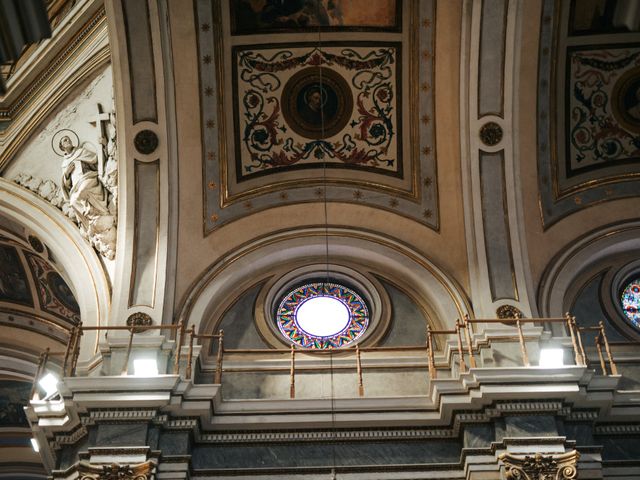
xmin=197 ymin=0 xmax=438 ymax=233
xmin=537 ymin=0 xmax=640 ymax=227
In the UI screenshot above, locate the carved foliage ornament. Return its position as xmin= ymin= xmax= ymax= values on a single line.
xmin=77 ymin=461 xmax=153 ymax=480
xmin=500 ymin=451 xmax=579 ymax=480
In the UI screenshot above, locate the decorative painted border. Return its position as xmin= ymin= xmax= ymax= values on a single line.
xmin=231 ymin=42 xmax=402 ymax=181
xmin=276 ymin=282 xmax=369 ymax=349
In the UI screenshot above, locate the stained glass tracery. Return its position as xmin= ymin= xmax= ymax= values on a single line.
xmin=621 ymin=278 xmax=640 ymax=328
xmin=276 ymin=282 xmax=369 ymax=349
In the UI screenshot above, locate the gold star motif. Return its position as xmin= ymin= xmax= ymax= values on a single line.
xmin=207 ymin=151 xmax=215 ymax=161
xmin=201 ymin=23 xmax=210 ymax=31
xmin=203 ymin=54 xmax=212 ymax=64
xmin=422 ymin=146 xmax=431 ymax=156
xmin=210 ymin=214 xmax=218 ymax=222
xmin=422 ymin=18 xmax=431 ymax=28
xmin=574 ymin=196 xmax=582 ymax=205
xmin=423 ymin=209 xmax=433 ymax=219
xmin=605 ymin=188 xmax=614 ymax=196
xmin=244 ymin=201 xmax=253 ymax=210
xmin=353 ymin=190 xmax=363 ymax=200
xmin=421 ymin=114 xmax=430 ymax=124
xmin=206 ymin=119 xmax=215 ymax=129
xmin=389 ymin=198 xmax=399 ymax=208
xmin=279 ymin=192 xmax=289 ymax=200
xmin=204 ymin=86 xmax=213 ymax=97
xmin=424 ymin=177 xmax=432 ymax=187
xmin=208 ymin=181 xmax=216 ymax=190
xmin=421 ymin=82 xmax=430 ymax=92
xmin=422 ymin=50 xmax=431 ymax=61
xmin=314 ymin=188 xmax=324 ymax=197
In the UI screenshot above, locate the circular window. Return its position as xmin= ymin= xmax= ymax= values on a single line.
xmin=276 ymin=282 xmax=369 ymax=349
xmin=621 ymin=278 xmax=640 ymax=328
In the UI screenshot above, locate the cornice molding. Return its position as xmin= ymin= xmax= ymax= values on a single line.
xmin=0 ymin=8 xmax=110 ymax=171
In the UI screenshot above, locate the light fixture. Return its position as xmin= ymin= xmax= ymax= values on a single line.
xmin=30 ymin=438 xmax=40 ymax=452
xmin=38 ymin=373 xmax=58 ymax=397
xmin=133 ymin=357 xmax=159 ymax=377
xmin=539 ymin=348 xmax=564 ymax=368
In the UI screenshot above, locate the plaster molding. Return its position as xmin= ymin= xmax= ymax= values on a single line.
xmin=0 ymin=8 xmax=110 ymax=171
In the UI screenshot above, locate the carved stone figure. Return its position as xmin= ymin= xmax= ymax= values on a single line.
xmin=15 ymin=104 xmax=118 ymax=260
xmin=60 ymin=135 xmax=116 ymax=260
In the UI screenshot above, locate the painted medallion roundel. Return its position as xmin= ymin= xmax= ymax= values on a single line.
xmin=281 ymin=67 xmax=354 ymax=139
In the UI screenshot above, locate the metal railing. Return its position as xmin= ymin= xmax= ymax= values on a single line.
xmin=32 ymin=314 xmax=625 ymax=400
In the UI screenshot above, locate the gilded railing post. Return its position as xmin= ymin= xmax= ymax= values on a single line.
xmin=463 ymin=315 xmax=477 ymax=368
xmin=121 ymin=327 xmax=135 ymax=375
xmin=573 ymin=316 xmax=587 ymax=367
xmin=173 ymin=319 xmax=184 ymax=375
xmin=426 ymin=326 xmax=436 ymax=380
xmin=62 ymin=326 xmax=76 ymax=376
xmin=599 ymin=320 xmax=618 ymax=375
xmin=70 ymin=323 xmax=83 ymax=376
xmin=516 ymin=317 xmax=530 ymax=367
xmin=30 ymin=349 xmax=47 ymax=400
xmin=566 ymin=312 xmax=583 ymax=366
xmin=595 ymin=333 xmax=607 ymax=375
xmin=214 ymin=329 xmax=224 ymax=384
xmin=186 ymin=325 xmax=195 ymax=380
xmin=356 ymin=344 xmax=364 ymax=397
xmin=289 ymin=344 xmax=296 ymax=399
xmin=455 ymin=320 xmax=467 ymax=374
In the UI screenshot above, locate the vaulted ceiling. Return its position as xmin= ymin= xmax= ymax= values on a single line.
xmin=0 ymin=0 xmax=640 ymax=476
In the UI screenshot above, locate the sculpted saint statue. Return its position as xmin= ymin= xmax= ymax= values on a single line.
xmin=59 ymin=135 xmax=116 ymax=259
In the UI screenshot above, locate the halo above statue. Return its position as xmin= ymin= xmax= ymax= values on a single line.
xmin=51 ymin=129 xmax=80 ymax=157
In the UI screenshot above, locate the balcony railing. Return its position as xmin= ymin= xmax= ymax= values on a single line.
xmin=31 ymin=313 xmax=624 ymax=401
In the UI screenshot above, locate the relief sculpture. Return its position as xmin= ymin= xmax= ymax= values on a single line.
xmin=14 ymin=104 xmax=118 ymax=260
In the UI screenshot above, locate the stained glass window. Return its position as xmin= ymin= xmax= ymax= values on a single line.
xmin=621 ymin=278 xmax=640 ymax=328
xmin=276 ymin=282 xmax=369 ymax=349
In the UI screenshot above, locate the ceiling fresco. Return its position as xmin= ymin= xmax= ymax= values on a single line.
xmin=232 ymin=43 xmax=401 ymax=180
xmin=0 ymin=380 xmax=30 ymax=427
xmin=565 ymin=45 xmax=640 ymax=183
xmin=197 ymin=0 xmax=438 ymax=233
xmin=0 ymin=234 xmax=80 ymax=333
xmin=537 ymin=0 xmax=640 ymax=227
xmin=230 ymin=0 xmax=400 ymax=34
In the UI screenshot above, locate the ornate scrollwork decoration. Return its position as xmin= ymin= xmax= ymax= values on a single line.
xmin=126 ymin=312 xmax=153 ymax=333
xmin=76 ymin=460 xmax=154 ymax=480
xmin=496 ymin=304 xmax=524 ymax=319
xmin=499 ymin=451 xmax=579 ymax=480
xmin=479 ymin=121 xmax=503 ymax=146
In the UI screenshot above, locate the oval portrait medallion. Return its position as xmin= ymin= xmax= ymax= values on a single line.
xmin=612 ymin=66 xmax=640 ymax=135
xmin=281 ymin=67 xmax=353 ymax=139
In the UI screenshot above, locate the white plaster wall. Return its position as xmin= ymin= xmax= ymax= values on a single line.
xmin=3 ymin=65 xmax=113 ymax=184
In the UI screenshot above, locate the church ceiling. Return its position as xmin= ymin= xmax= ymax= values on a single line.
xmin=0 ymin=231 xmax=79 ymax=337
xmin=538 ymin=0 xmax=640 ymax=227
xmin=197 ymin=0 xmax=438 ymax=233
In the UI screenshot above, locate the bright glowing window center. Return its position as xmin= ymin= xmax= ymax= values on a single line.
xmin=296 ymin=296 xmax=350 ymax=337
